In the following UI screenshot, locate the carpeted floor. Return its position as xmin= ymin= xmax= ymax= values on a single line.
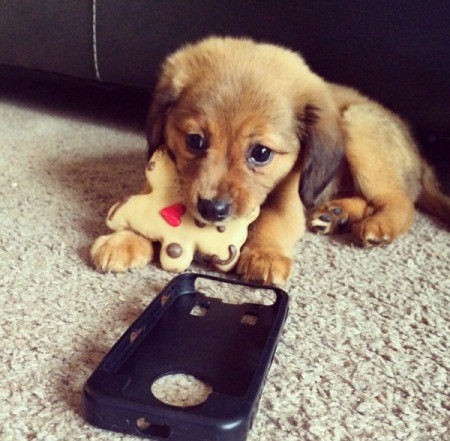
xmin=1 ymin=75 xmax=449 ymax=441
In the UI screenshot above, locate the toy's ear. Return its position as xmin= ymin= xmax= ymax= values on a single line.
xmin=145 ymin=149 xmax=179 ymax=190
xmin=297 ymin=103 xmax=344 ymax=208
xmin=146 ymin=58 xmax=186 ymax=160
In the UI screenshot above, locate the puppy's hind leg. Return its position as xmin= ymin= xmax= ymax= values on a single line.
xmin=308 ymin=197 xmax=375 ymax=235
xmin=341 ymin=102 xmax=420 ymax=247
xmin=351 ymin=192 xmax=415 ymax=246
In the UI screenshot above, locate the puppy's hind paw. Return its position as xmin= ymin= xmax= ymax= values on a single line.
xmin=352 ymin=218 xmax=393 ymax=248
xmin=91 ymin=230 xmax=153 ymax=272
xmin=308 ymin=205 xmax=349 ymax=235
xmin=236 ymin=247 xmax=292 ymax=286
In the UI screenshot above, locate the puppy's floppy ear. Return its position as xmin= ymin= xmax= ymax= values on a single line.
xmin=146 ymin=49 xmax=190 ymax=159
xmin=146 ymin=79 xmax=178 ymax=160
xmin=297 ymin=103 xmax=345 ymax=208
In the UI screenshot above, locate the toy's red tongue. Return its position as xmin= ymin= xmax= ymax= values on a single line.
xmin=160 ymin=203 xmax=186 ymax=227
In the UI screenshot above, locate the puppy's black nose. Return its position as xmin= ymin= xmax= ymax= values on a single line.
xmin=197 ymin=197 xmax=231 ymax=222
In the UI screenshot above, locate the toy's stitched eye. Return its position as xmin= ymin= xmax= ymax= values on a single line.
xmin=247 ymin=144 xmax=273 ymax=166
xmin=186 ymin=134 xmax=206 ymax=154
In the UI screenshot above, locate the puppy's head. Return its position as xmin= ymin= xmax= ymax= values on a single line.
xmin=147 ymin=37 xmax=343 ymax=224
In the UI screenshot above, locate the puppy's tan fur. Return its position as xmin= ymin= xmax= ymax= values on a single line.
xmin=92 ymin=37 xmax=450 ymax=285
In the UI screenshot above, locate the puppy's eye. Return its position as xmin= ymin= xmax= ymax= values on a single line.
xmin=186 ymin=134 xmax=206 ymax=154
xmin=247 ymin=144 xmax=273 ymax=166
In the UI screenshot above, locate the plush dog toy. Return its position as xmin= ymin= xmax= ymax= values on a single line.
xmin=93 ymin=148 xmax=259 ymax=273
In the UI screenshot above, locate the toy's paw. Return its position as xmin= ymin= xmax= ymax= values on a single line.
xmin=352 ymin=217 xmax=394 ymax=248
xmin=308 ymin=203 xmax=349 ymax=235
xmin=91 ymin=231 xmax=153 ymax=272
xmin=236 ymin=246 xmax=292 ymax=286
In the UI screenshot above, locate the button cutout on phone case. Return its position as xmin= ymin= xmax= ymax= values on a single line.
xmin=136 ymin=417 xmax=170 ymax=438
xmin=189 ymin=301 xmax=209 ymax=317
xmin=241 ymin=313 xmax=258 ymax=326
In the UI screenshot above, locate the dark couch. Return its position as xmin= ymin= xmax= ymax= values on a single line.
xmin=1 ymin=1 xmax=449 ymax=184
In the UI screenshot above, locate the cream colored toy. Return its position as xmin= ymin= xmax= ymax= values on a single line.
xmin=93 ymin=148 xmax=259 ymax=273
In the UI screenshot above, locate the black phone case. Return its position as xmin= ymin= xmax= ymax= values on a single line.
xmin=83 ymin=273 xmax=289 ymax=441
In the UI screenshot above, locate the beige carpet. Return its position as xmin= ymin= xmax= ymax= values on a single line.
xmin=1 ymin=75 xmax=449 ymax=441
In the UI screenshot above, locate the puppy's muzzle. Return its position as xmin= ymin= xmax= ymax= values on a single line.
xmin=197 ymin=197 xmax=231 ymax=222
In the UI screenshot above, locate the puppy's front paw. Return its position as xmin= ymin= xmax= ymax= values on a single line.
xmin=236 ymin=247 xmax=292 ymax=286
xmin=91 ymin=230 xmax=153 ymax=272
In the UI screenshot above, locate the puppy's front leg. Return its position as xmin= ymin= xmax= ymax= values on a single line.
xmin=91 ymin=230 xmax=154 ymax=272
xmin=236 ymin=172 xmax=304 ymax=285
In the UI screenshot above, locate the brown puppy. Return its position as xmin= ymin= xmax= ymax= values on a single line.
xmin=92 ymin=36 xmax=450 ymax=285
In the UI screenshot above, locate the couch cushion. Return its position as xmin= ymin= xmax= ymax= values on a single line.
xmin=0 ymin=0 xmax=95 ymax=79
